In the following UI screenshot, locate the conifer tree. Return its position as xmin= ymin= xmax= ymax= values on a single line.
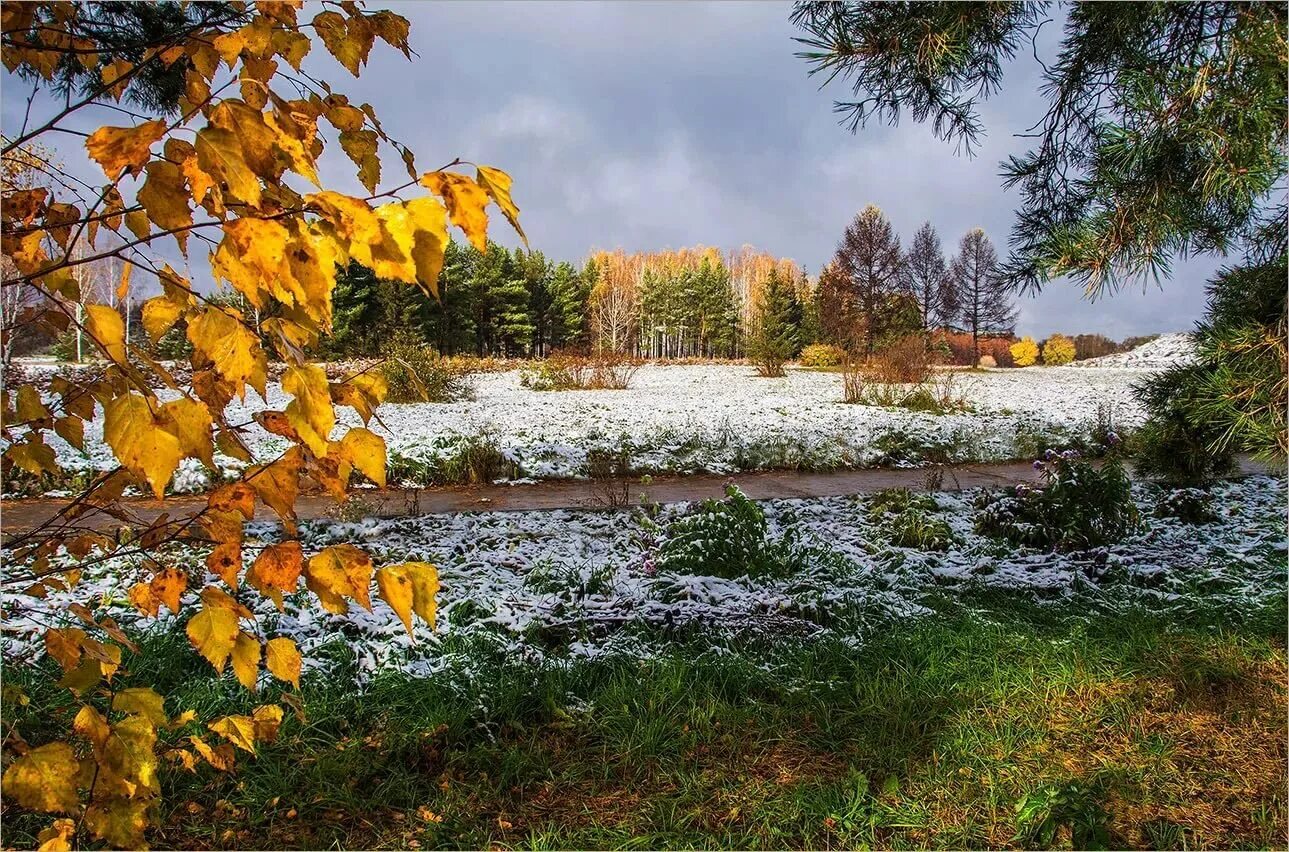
xmin=950 ymin=229 xmax=1016 ymax=360
xmin=750 ymin=268 xmax=802 ymax=377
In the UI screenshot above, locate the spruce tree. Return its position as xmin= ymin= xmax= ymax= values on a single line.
xmin=750 ymin=268 xmax=802 ymax=377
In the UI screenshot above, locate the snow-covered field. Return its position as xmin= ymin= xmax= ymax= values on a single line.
xmin=19 ymin=363 xmax=1155 ymax=492
xmin=3 ymin=475 xmax=1284 ymax=680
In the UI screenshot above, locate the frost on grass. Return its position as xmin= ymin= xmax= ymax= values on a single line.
xmin=3 ymin=476 xmax=1283 ymax=684
xmin=9 ymin=365 xmax=1149 ymax=492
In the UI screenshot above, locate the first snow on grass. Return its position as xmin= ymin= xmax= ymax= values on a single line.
xmin=3 ymin=475 xmax=1283 ymax=683
xmin=17 ymin=364 xmax=1149 ymax=492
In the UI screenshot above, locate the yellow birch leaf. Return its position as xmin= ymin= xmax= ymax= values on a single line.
xmin=245 ymin=448 xmax=302 ymax=528
xmin=72 ymin=705 xmax=111 ymax=749
xmin=231 ymin=631 xmax=260 ymax=691
xmin=195 ymin=125 xmax=262 ymax=208
xmin=271 ymin=29 xmax=311 ymax=70
xmin=112 ymin=687 xmax=167 ymax=727
xmin=136 ymin=160 xmax=192 ymax=254
xmin=141 ymin=295 xmax=183 ymax=343
xmin=103 ymin=392 xmax=182 ymax=498
xmin=160 ymin=397 xmax=214 ymax=467
xmin=54 ymin=416 xmax=83 ymax=451
xmin=84 ymin=799 xmax=149 ymax=850
xmin=209 ymin=714 xmax=257 ymax=753
xmin=313 ymin=10 xmax=362 ymax=75
xmin=129 ymin=582 xmax=160 ymax=616
xmin=150 ymin=567 xmax=187 ymax=614
xmin=375 ymin=565 xmax=414 ymax=635
xmin=187 ymin=307 xmax=267 ymax=399
xmin=85 ymin=120 xmax=166 ymax=178
xmin=206 ymin=538 xmax=243 ymax=589
xmin=329 ymin=372 xmax=386 ymax=424
xmin=340 ymin=426 xmax=385 ymax=488
xmin=282 ymin=364 xmax=334 ymax=457
xmin=247 ymin=540 xmax=302 ymax=608
xmin=264 ymin=637 xmax=301 ymax=688
xmin=404 ymin=562 xmax=440 ymax=629
xmin=85 ymin=304 xmax=126 ymax=363
xmin=44 ymin=628 xmax=85 ymax=671
xmin=339 ymin=129 xmax=380 ymax=194
xmin=252 ymin=704 xmax=284 ymax=742
xmin=304 ymin=544 xmax=373 ymax=614
xmin=1 ymin=742 xmax=80 ymax=813
xmin=186 ymin=605 xmax=239 ymax=672
xmin=188 ymin=736 xmax=234 ymax=771
xmin=36 ymin=818 xmax=76 ymax=852
xmin=420 ymin=171 xmax=489 ymax=252
xmin=476 ymin=165 xmax=527 ymax=244
xmin=16 ymin=384 xmax=51 ymax=421
xmin=124 ymin=208 xmax=151 ymax=241
xmin=5 ymin=436 xmax=59 ymax=477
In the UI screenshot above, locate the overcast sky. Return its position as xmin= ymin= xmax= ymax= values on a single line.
xmin=3 ymin=1 xmax=1222 ymax=337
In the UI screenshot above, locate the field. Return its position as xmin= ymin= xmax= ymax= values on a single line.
xmin=4 ymin=348 xmax=1286 ymax=849
xmin=12 ymin=362 xmax=1151 ymax=494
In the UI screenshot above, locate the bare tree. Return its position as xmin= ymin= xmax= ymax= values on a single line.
xmin=951 ymin=228 xmax=1017 ymax=359
xmin=823 ymin=204 xmax=906 ymax=354
xmin=902 ymin=222 xmax=958 ymax=331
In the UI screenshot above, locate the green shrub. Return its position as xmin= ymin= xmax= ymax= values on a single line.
xmin=1014 ymin=779 xmax=1112 ymax=850
xmin=798 ymin=343 xmax=846 ymax=367
xmin=1154 ymin=488 xmax=1217 ymax=524
xmin=378 ymin=333 xmax=472 ymax=403
xmin=975 ymin=450 xmax=1141 ymax=551
xmin=656 ymin=485 xmax=802 ymax=579
xmin=868 ymin=488 xmax=955 ymax=550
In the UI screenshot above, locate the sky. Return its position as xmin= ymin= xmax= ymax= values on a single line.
xmin=2 ymin=1 xmax=1224 ymax=338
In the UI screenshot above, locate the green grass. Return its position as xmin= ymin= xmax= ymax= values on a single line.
xmin=5 ymin=593 xmax=1285 ymax=850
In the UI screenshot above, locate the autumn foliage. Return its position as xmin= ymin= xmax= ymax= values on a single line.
xmin=0 ymin=3 xmax=522 ymax=847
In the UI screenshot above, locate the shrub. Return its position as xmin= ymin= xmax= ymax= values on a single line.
xmin=1010 ymin=336 xmax=1039 ymax=367
xmin=1154 ymin=488 xmax=1217 ymax=524
xmin=521 ymin=349 xmax=641 ymax=391
xmin=798 ymin=343 xmax=846 ymax=367
xmin=379 ymin=333 xmax=473 ymax=403
xmin=977 ymin=354 xmax=997 ymax=368
xmin=868 ymin=489 xmax=955 ymax=550
xmin=870 ymin=335 xmax=932 ymax=383
xmin=931 ymin=330 xmax=1016 ymax=367
xmin=843 ymin=368 xmax=970 ymax=414
xmin=974 ymin=449 xmax=1141 ymax=550
xmin=656 ymin=485 xmax=801 ymax=579
xmin=1041 ymin=333 xmax=1076 ymax=365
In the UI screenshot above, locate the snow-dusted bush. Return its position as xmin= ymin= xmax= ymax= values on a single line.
xmin=974 ymin=449 xmax=1140 ymax=550
xmin=1153 ymin=488 xmax=1217 ymax=524
xmin=656 ymin=485 xmax=803 ymax=579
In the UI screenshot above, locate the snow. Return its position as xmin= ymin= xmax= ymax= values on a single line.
xmin=4 ymin=475 xmax=1283 ymax=682
xmin=1066 ymin=333 xmax=1197 ymax=370
xmin=19 ymin=364 xmax=1152 ymax=490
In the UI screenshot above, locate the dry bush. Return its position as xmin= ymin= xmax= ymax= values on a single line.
xmin=978 ymin=354 xmax=998 ymax=368
xmin=931 ymin=330 xmax=1017 ymax=367
xmin=870 ymin=335 xmax=932 ymax=383
xmin=522 ymin=348 xmax=642 ymax=391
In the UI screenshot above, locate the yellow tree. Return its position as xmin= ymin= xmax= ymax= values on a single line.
xmin=0 ymin=3 xmax=522 ymax=847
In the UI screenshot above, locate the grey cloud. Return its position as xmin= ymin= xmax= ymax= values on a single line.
xmin=1 ymin=1 xmax=1219 ymax=337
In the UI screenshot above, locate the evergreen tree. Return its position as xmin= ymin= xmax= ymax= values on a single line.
xmin=749 ymin=268 xmax=802 ymax=377
xmin=547 ymin=261 xmax=590 ymax=350
xmin=473 ymin=242 xmax=532 ymax=356
xmin=424 ymin=240 xmax=481 ymax=356
xmin=328 ymin=262 xmax=384 ymax=356
xmin=515 ymin=249 xmax=555 ymax=356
